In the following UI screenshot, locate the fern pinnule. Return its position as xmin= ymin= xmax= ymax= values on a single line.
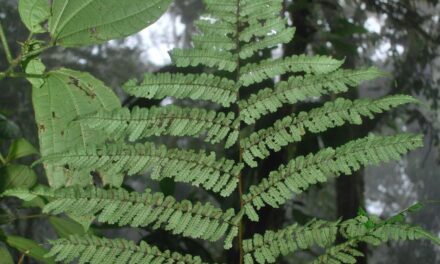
xmin=123 ymin=73 xmax=238 ymax=107
xmin=239 ymin=67 xmax=385 ymax=124
xmin=243 ymin=219 xmax=340 ymax=264
xmin=241 ymin=95 xmax=418 ymax=167
xmin=79 ymin=105 xmax=239 ymax=147
xmin=310 ymin=216 xmax=439 ymax=264
xmin=239 ymin=18 xmax=288 ymax=42
xmin=170 ymin=48 xmax=237 ymax=72
xmin=4 ymin=186 xmax=241 ymax=246
xmin=40 ymin=142 xmax=243 ymax=196
xmin=239 ymin=54 xmax=344 ymax=87
xmin=242 ymin=134 xmax=423 ymax=221
xmin=239 ymin=27 xmax=295 ymax=59
xmin=47 ymin=235 xmax=208 ymax=264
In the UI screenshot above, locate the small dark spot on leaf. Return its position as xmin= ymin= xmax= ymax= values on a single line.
xmin=52 ymin=111 xmax=56 ymax=118
xmin=38 ymin=124 xmax=45 ymax=132
xmin=68 ymin=76 xmax=96 ymax=99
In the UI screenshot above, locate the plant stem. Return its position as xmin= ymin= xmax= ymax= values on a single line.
xmin=0 ymin=71 xmax=45 ymax=80
xmin=235 ymin=0 xmax=244 ymax=263
xmin=22 ymin=45 xmax=51 ymax=59
xmin=15 ymin=214 xmax=48 ymax=221
xmin=0 ymin=152 xmax=5 ymax=165
xmin=0 ymin=22 xmax=13 ymax=63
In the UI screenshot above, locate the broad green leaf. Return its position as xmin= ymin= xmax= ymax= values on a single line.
xmin=67 ymin=214 xmax=95 ymax=231
xmin=0 ymin=165 xmax=37 ymax=192
xmin=19 ymin=0 xmax=50 ymax=33
xmin=32 ymin=68 xmax=120 ymax=187
xmin=49 ymin=0 xmax=173 ymax=47
xmin=22 ymin=196 xmax=46 ymax=209
xmin=25 ymin=59 xmax=46 ymax=87
xmin=6 ymin=138 xmax=38 ymax=161
xmin=0 ymin=114 xmax=20 ymax=140
xmin=49 ymin=216 xmax=88 ymax=238
xmin=6 ymin=236 xmax=55 ymax=264
xmin=0 ymin=247 xmax=14 ymax=264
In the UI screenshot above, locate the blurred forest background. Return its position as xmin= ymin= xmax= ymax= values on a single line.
xmin=0 ymin=0 xmax=439 ymax=263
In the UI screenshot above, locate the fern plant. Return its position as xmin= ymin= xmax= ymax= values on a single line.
xmin=1 ymin=0 xmax=439 ymax=263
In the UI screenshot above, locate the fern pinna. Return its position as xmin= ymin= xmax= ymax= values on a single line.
xmin=4 ymin=0 xmax=439 ymax=263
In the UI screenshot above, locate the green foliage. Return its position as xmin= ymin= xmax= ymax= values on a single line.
xmin=48 ymin=0 xmax=173 ymax=46
xmin=123 ymin=73 xmax=238 ymax=107
xmin=31 ymin=67 xmax=120 ymax=187
xmin=6 ymin=138 xmax=38 ymax=161
xmin=1 ymin=0 xmax=436 ymax=263
xmin=239 ymin=54 xmax=344 ymax=87
xmin=242 ymin=134 xmax=423 ymax=221
xmin=310 ymin=215 xmax=439 ymax=264
xmin=0 ymin=165 xmax=37 ymax=192
xmin=46 ymin=235 xmax=208 ymax=264
xmin=80 ymin=105 xmax=239 ymax=147
xmin=6 ymin=235 xmax=55 ymax=264
xmin=243 ymin=219 xmax=340 ymax=264
xmin=18 ymin=0 xmax=50 ymax=33
xmin=40 ymin=142 xmax=242 ymax=196
xmin=244 ymin=213 xmax=440 ymax=264
xmin=171 ymin=49 xmax=238 ymax=72
xmin=49 ymin=216 xmax=89 ymax=238
xmin=4 ymin=186 xmax=241 ymax=247
xmin=239 ymin=67 xmax=385 ymax=124
xmin=241 ymin=95 xmax=418 ymax=166
xmin=0 ymin=247 xmax=14 ymax=264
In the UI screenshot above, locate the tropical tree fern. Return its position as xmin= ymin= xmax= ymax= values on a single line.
xmin=1 ymin=0 xmax=439 ymax=263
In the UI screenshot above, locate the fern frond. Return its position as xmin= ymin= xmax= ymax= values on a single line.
xmin=239 ymin=55 xmax=344 ymax=87
xmin=123 ymin=73 xmax=237 ymax=107
xmin=170 ymin=48 xmax=237 ymax=72
xmin=243 ymin=219 xmax=339 ymax=264
xmin=239 ymin=28 xmax=295 ymax=59
xmin=311 ymin=216 xmax=439 ymax=264
xmin=197 ymin=19 xmax=236 ymax=36
xmin=47 ymin=235 xmax=207 ymax=264
xmin=41 ymin=143 xmax=243 ymax=196
xmin=240 ymin=0 xmax=284 ymax=22
xmin=239 ymin=67 xmax=385 ymax=124
xmin=193 ymin=34 xmax=237 ymax=51
xmin=203 ymin=0 xmax=237 ymax=23
xmin=242 ymin=134 xmax=423 ymax=221
xmin=241 ymin=95 xmax=417 ymax=167
xmin=5 ymin=186 xmax=240 ymax=245
xmin=239 ymin=18 xmax=288 ymax=42
xmin=195 ymin=19 xmax=236 ymax=37
xmin=79 ymin=106 xmax=239 ymax=148
xmin=204 ymin=0 xmax=237 ymax=14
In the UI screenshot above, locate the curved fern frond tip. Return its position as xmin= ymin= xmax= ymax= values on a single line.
xmin=41 ymin=143 xmax=243 ymax=196
xmin=79 ymin=105 xmax=239 ymax=147
xmin=241 ymin=94 xmax=418 ymax=167
xmin=242 ymin=133 xmax=423 ymax=221
xmin=239 ymin=67 xmax=386 ymax=124
xmin=123 ymin=73 xmax=238 ymax=107
xmin=46 ymin=235 xmax=208 ymax=264
xmin=310 ymin=216 xmax=439 ymax=264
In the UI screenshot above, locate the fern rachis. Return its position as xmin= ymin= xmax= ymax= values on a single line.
xmin=3 ymin=0 xmax=438 ymax=263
